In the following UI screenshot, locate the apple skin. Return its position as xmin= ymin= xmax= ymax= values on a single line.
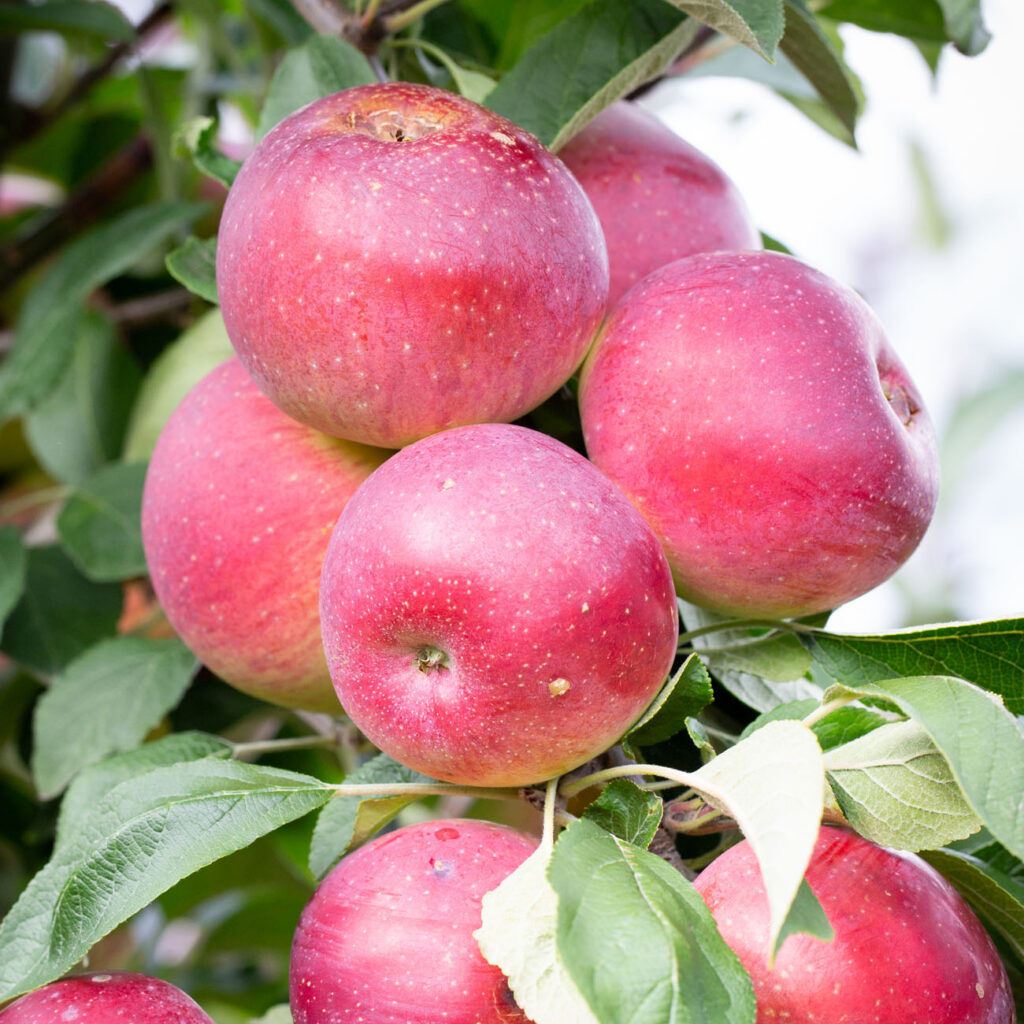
xmin=319 ymin=422 xmax=679 ymax=786
xmin=141 ymin=356 xmax=390 ymax=711
xmin=558 ymin=100 xmax=761 ymax=307
xmin=578 ymin=249 xmax=940 ymax=618
xmin=290 ymin=818 xmax=537 ymax=1024
xmin=693 ymin=826 xmax=1016 ymax=1024
xmin=0 ymin=971 xmax=215 ymax=1022
xmin=216 ymin=81 xmax=608 ymax=448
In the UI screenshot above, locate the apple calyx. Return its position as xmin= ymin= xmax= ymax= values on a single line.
xmin=416 ymin=645 xmax=450 ymax=673
xmin=883 ymin=379 xmax=918 ymax=426
xmin=344 ymin=107 xmax=445 ymax=142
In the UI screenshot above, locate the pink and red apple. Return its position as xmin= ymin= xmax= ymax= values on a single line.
xmin=216 ymin=81 xmax=608 ymax=448
xmin=141 ymin=356 xmax=390 ymax=711
xmin=319 ymin=422 xmax=679 ymax=786
xmin=559 ymin=100 xmax=760 ymax=307
xmin=694 ymin=826 xmax=1015 ymax=1023
xmin=0 ymin=971 xmax=214 ymax=1022
xmin=290 ymin=818 xmax=536 ymax=1023
xmin=578 ymin=249 xmax=940 ymax=618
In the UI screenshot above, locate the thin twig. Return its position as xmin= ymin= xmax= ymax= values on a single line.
xmin=0 ymin=3 xmax=173 ymax=169
xmin=0 ymin=136 xmax=153 ymax=295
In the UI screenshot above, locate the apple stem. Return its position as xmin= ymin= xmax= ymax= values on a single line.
xmin=560 ymin=762 xmax=700 ymax=799
xmin=677 ymin=617 xmax=808 ymax=648
xmin=384 ymin=0 xmax=453 ymax=34
xmin=331 ymin=781 xmax=524 ymax=801
xmin=801 ymin=695 xmax=857 ymax=729
xmin=540 ymin=776 xmax=560 ymax=851
xmin=232 ymin=734 xmax=337 ymax=758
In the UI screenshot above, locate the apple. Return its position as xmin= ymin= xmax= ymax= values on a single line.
xmin=0 ymin=970 xmax=215 ymax=1022
xmin=558 ymin=100 xmax=761 ymax=307
xmin=216 ymin=81 xmax=608 ymax=448
xmin=290 ymin=818 xmax=537 ymax=1024
xmin=319 ymin=422 xmax=679 ymax=786
xmin=693 ymin=826 xmax=1016 ymax=1024
xmin=141 ymin=356 xmax=390 ymax=711
xmin=578 ymin=249 xmax=940 ymax=618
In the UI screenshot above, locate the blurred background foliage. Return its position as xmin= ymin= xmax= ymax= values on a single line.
xmin=0 ymin=0 xmax=1017 ymax=1018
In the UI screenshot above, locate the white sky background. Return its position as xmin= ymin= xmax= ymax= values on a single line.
xmin=643 ymin=0 xmax=1024 ymax=631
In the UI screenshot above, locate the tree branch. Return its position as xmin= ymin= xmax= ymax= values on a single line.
xmin=0 ymin=136 xmax=153 ymax=297
xmin=0 ymin=2 xmax=173 ymax=169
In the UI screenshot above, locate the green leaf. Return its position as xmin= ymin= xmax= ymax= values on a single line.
xmin=23 ymin=311 xmax=141 ymax=486
xmin=55 ymin=731 xmax=232 ymax=854
xmin=0 ymin=525 xmax=27 ymax=635
xmin=56 ymin=461 xmax=148 ymax=582
xmin=123 ymin=309 xmax=233 ymax=461
xmin=1 ymin=546 xmax=122 ymax=678
xmin=476 ymin=840 xmax=599 ymax=1024
xmin=0 ymin=759 xmax=334 ymax=1001
xmin=667 ymin=0 xmax=785 ymax=59
xmin=817 ymin=0 xmax=988 ymax=53
xmin=774 ymin=877 xmax=835 ymax=949
xmin=779 ymin=0 xmax=860 ymax=141
xmin=822 ymin=676 xmax=1024 ymax=862
xmin=680 ymin=603 xmax=823 ymax=712
xmin=803 ymin=618 xmax=1024 ymax=715
xmin=0 ymin=0 xmax=135 ymax=41
xmin=824 ymin=718 xmax=982 ymax=850
xmin=808 ymin=705 xmax=888 ymax=750
xmin=308 ymin=754 xmax=434 ymax=878
xmin=684 ymin=717 xmax=717 ymax=763
xmin=740 ymin=701 xmax=888 ymax=750
xmin=250 ymin=1007 xmax=295 ymax=1024
xmin=245 ymin=0 xmax=314 ymax=45
xmin=485 ymin=0 xmax=699 ymax=151
xmin=166 ymin=236 xmax=219 ymax=304
xmin=256 ymin=34 xmax=377 ymax=140
xmin=669 ymin=720 xmax=825 ymax=957
xmin=625 ymin=652 xmax=713 ymax=749
xmin=455 ymin=0 xmax=591 ymax=71
xmin=175 ymin=116 xmax=243 ymax=188
xmin=31 ymin=636 xmax=199 ymax=799
xmin=0 ymin=201 xmax=206 ymax=423
xmin=552 ymin=818 xmax=756 ymax=1023
xmin=400 ymin=38 xmax=497 ymax=104
xmin=920 ymin=847 xmax=1024 ymax=963
xmin=582 ymin=779 xmax=663 ymax=848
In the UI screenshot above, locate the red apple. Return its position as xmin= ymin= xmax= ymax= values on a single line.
xmin=694 ymin=826 xmax=1015 ymax=1024
xmin=319 ymin=422 xmax=679 ymax=786
xmin=578 ymin=249 xmax=940 ymax=618
xmin=0 ymin=970 xmax=215 ymax=1022
xmin=559 ymin=100 xmax=760 ymax=307
xmin=216 ymin=81 xmax=608 ymax=448
xmin=290 ymin=818 xmax=536 ymax=1024
xmin=141 ymin=356 xmax=390 ymax=711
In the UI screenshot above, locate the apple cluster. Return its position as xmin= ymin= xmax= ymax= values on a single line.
xmin=126 ymin=80 xmax=984 ymax=1022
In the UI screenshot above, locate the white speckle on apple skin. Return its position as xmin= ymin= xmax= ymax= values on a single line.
xmin=319 ymin=423 xmax=678 ymax=788
xmin=216 ymin=82 xmax=609 ymax=448
xmin=579 ymin=249 xmax=940 ymax=618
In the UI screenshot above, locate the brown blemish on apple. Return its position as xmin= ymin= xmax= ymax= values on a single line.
xmin=548 ymin=677 xmax=571 ymax=697
xmin=341 ymin=105 xmax=452 ymax=142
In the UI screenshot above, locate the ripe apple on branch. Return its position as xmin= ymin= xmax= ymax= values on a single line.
xmin=0 ymin=1 xmax=1019 ymax=1023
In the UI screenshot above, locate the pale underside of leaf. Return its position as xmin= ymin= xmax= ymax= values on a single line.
xmin=685 ymin=719 xmax=824 ymax=955
xmin=824 ymin=718 xmax=982 ymax=850
xmin=476 ymin=843 xmax=599 ymax=1024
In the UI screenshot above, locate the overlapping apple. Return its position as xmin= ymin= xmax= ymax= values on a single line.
xmin=132 ymin=81 xmax=981 ymax=1024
